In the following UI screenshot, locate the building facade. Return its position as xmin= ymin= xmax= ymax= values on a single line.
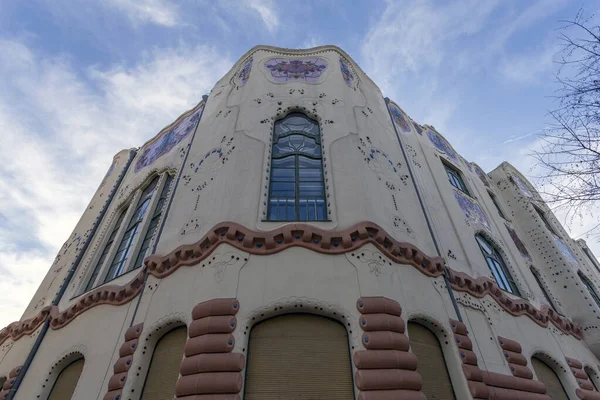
xmin=2 ymin=45 xmax=600 ymax=399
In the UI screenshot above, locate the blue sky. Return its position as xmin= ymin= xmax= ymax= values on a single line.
xmin=0 ymin=0 xmax=598 ymax=327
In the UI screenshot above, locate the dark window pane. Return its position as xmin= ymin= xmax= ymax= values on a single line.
xmin=272 ymin=182 xmax=295 ymax=197
xmin=299 ymin=182 xmax=324 ymax=196
xmin=272 ymin=168 xmax=295 ymax=182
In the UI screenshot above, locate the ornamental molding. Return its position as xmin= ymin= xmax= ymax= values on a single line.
xmin=0 ymin=221 xmax=583 ymax=347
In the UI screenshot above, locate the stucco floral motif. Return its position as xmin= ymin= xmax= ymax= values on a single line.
xmin=206 ymin=251 xmax=244 ymax=283
xmin=358 ymin=137 xmax=408 ymax=192
xmin=237 ymin=56 xmax=252 ymax=87
xmin=388 ymin=103 xmax=411 ymax=133
xmin=135 ymin=104 xmax=204 ymax=172
xmin=512 ymin=174 xmax=534 ymax=197
xmin=552 ymin=234 xmax=578 ymax=265
xmin=352 ymin=249 xmax=388 ymax=277
xmin=505 ymin=223 xmax=531 ymax=261
xmin=264 ymin=58 xmax=327 ymax=82
xmin=453 ymin=189 xmax=491 ymax=230
xmin=339 ymin=57 xmax=354 ymax=87
xmin=426 ymin=129 xmax=459 ymax=163
xmin=474 ymin=165 xmax=490 ymax=187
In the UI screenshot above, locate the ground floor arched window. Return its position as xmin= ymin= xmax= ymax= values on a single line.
xmin=244 ymin=314 xmax=354 ymax=399
xmin=408 ymin=322 xmax=456 ymax=399
xmin=48 ymin=358 xmax=84 ymax=400
xmin=531 ymin=357 xmax=569 ymax=400
xmin=141 ymin=326 xmax=187 ymax=399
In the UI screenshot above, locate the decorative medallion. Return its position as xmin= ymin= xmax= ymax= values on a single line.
xmin=505 ymin=223 xmax=531 ymax=260
xmin=135 ymin=103 xmax=204 ymax=172
xmin=552 ymin=234 xmax=578 ymax=265
xmin=237 ymin=56 xmax=253 ymax=87
xmin=454 ymin=189 xmax=490 ymax=230
xmin=512 ymin=175 xmax=533 ymax=198
xmin=474 ymin=165 xmax=490 ymax=187
xmin=388 ymin=103 xmax=411 ymax=133
xmin=264 ymin=58 xmax=328 ymax=82
xmin=339 ymin=57 xmax=354 ymax=87
xmin=426 ymin=129 xmax=459 ymax=163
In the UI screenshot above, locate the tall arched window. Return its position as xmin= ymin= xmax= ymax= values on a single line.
xmin=475 ymin=234 xmax=520 ymax=295
xmin=141 ymin=326 xmax=187 ymax=399
xmin=578 ymin=271 xmax=600 ymax=309
xmin=407 ymin=322 xmax=456 ymax=399
xmin=267 ymin=113 xmax=327 ymax=221
xmin=48 ymin=358 xmax=84 ymax=400
xmin=531 ymin=357 xmax=569 ymax=400
xmin=244 ymin=314 xmax=353 ymax=399
xmin=530 ymin=267 xmax=559 ymax=313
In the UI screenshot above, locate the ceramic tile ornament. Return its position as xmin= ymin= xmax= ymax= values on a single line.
xmin=237 ymin=56 xmax=253 ymax=87
xmin=339 ymin=57 xmax=354 ymax=87
xmin=427 ymin=129 xmax=459 ymax=163
xmin=512 ymin=175 xmax=534 ymax=198
xmin=135 ymin=104 xmax=204 ymax=172
xmin=505 ymin=223 xmax=531 ymax=260
xmin=388 ymin=103 xmax=411 ymax=133
xmin=264 ymin=58 xmax=328 ymax=82
xmin=552 ymin=234 xmax=578 ymax=265
xmin=454 ymin=189 xmax=491 ymax=230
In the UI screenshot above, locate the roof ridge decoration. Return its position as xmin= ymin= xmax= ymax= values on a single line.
xmin=0 ymin=221 xmax=582 ymax=346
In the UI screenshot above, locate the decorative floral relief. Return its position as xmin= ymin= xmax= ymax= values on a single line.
xmin=392 ymin=215 xmax=415 ymax=238
xmin=264 ymin=58 xmax=328 ymax=82
xmin=201 ymin=251 xmax=245 ymax=283
xmin=181 ymin=135 xmax=236 ymax=213
xmin=474 ymin=165 xmax=490 ymax=187
xmin=135 ymin=103 xmax=204 ymax=172
xmin=505 ymin=223 xmax=531 ymax=261
xmin=349 ymin=248 xmax=392 ymax=278
xmin=426 ymin=129 xmax=459 ymax=163
xmin=511 ymin=174 xmax=534 ymax=198
xmin=453 ymin=189 xmax=491 ymax=230
xmin=237 ymin=56 xmax=253 ymax=87
xmin=388 ymin=103 xmax=411 ymax=133
xmin=552 ymin=234 xmax=578 ymax=265
xmin=358 ymin=136 xmax=409 ymax=193
xmin=339 ymin=57 xmax=354 ymax=87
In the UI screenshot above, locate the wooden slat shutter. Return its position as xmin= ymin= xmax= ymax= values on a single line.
xmin=408 ymin=322 xmax=456 ymax=400
xmin=141 ymin=326 xmax=187 ymax=400
xmin=531 ymin=358 xmax=569 ymax=400
xmin=48 ymin=358 xmax=84 ymax=400
xmin=244 ymin=314 xmax=354 ymax=399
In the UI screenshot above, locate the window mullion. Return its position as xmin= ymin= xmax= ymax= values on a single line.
xmin=295 ymin=154 xmax=300 ymax=220
xmin=125 ymin=173 xmax=168 ymax=274
xmin=95 ymin=190 xmax=141 ymax=285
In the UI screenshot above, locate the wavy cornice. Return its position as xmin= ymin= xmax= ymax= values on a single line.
xmin=449 ymin=270 xmax=583 ymax=339
xmin=0 ymin=221 xmax=583 ymax=347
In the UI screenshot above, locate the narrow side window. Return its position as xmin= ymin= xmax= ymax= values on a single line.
xmin=475 ymin=234 xmax=520 ymax=295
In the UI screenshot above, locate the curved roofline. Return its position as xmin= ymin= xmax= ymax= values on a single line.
xmin=230 ymin=44 xmax=382 ymax=93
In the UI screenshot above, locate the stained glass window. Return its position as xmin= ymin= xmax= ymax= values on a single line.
xmin=476 ymin=234 xmax=520 ymax=295
xmin=530 ymin=267 xmax=559 ymax=313
xmin=444 ymin=163 xmax=470 ymax=195
xmin=268 ymin=113 xmax=327 ymax=221
xmin=579 ymin=271 xmax=600 ymax=309
xmin=103 ymin=176 xmax=160 ymax=282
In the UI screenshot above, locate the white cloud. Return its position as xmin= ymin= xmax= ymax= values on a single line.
xmin=0 ymin=39 xmax=232 ymax=327
xmin=247 ymin=0 xmax=279 ymax=33
xmin=105 ymin=0 xmax=180 ymax=26
xmin=500 ymin=45 xmax=557 ymax=84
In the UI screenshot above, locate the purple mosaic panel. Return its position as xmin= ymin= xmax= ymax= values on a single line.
xmin=237 ymin=56 xmax=252 ymax=87
xmin=264 ymin=58 xmax=327 ymax=82
xmin=552 ymin=234 xmax=578 ymax=265
xmin=388 ymin=103 xmax=411 ymax=133
xmin=426 ymin=129 xmax=459 ymax=163
xmin=505 ymin=223 xmax=531 ymax=260
xmin=512 ymin=175 xmax=534 ymax=197
xmin=454 ymin=189 xmax=491 ymax=230
xmin=135 ymin=103 xmax=204 ymax=173
xmin=339 ymin=57 xmax=354 ymax=87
